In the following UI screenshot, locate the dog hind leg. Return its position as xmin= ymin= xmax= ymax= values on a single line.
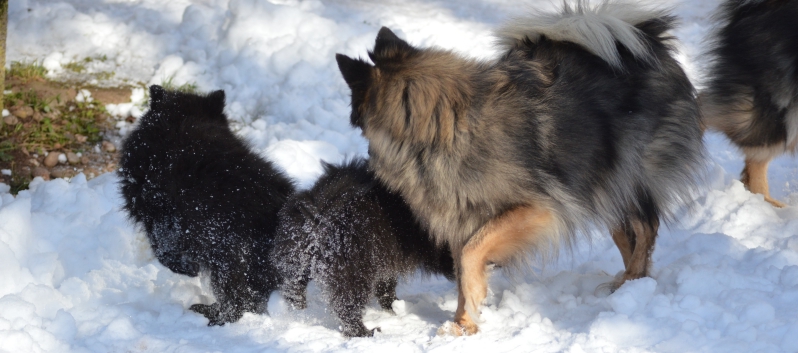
xmin=741 ymin=157 xmax=786 ymax=208
xmin=608 ymin=191 xmax=660 ymax=292
xmin=282 ymin=266 xmax=311 ymax=310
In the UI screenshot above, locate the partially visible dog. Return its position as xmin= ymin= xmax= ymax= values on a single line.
xmin=336 ymin=1 xmax=704 ymax=335
xmin=272 ymin=158 xmax=454 ymax=337
xmin=118 ymin=85 xmax=296 ymax=325
xmin=700 ymin=0 xmax=797 ymax=208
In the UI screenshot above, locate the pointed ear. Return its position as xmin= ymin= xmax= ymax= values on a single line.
xmin=206 ymin=89 xmax=226 ymax=117
xmin=336 ymin=54 xmax=372 ymax=88
xmin=370 ymin=27 xmax=416 ymax=64
xmin=149 ymin=85 xmax=165 ymax=108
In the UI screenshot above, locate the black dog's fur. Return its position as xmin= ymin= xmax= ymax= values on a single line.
xmin=118 ymin=85 xmax=295 ymax=325
xmin=272 ymin=158 xmax=454 ymax=337
xmin=700 ymin=0 xmax=798 ymax=207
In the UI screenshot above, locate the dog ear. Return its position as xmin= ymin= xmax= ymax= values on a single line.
xmin=369 ymin=27 xmax=416 ymax=65
xmin=336 ymin=54 xmax=373 ymax=128
xmin=207 ymin=89 xmax=226 ymax=116
xmin=149 ymin=85 xmax=165 ymax=108
xmin=336 ymin=54 xmax=372 ymax=88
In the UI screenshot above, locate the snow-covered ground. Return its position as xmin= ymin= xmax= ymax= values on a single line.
xmin=3 ymin=0 xmax=798 ymax=351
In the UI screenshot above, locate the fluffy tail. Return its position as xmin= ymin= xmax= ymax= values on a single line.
xmin=495 ymin=0 xmax=675 ymax=69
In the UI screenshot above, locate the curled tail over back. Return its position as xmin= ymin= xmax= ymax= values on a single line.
xmin=495 ymin=0 xmax=676 ymax=69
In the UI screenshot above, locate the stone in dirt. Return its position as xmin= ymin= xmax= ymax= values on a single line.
xmin=50 ymin=168 xmax=76 ymax=179
xmin=67 ymin=152 xmax=80 ymax=165
xmin=102 ymin=141 xmax=116 ymax=153
xmin=11 ymin=106 xmax=33 ymax=119
xmin=43 ymin=152 xmax=60 ymax=168
xmin=32 ymin=167 xmax=50 ymax=180
xmin=3 ymin=115 xmax=18 ymax=125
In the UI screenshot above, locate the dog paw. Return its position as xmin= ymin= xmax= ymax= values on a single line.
xmin=594 ymin=271 xmax=625 ymax=297
xmin=341 ymin=324 xmax=376 ymax=338
xmin=285 ymin=297 xmax=307 ymax=311
xmin=765 ymin=196 xmax=787 ymax=208
xmin=436 ymin=320 xmax=478 ymax=336
xmin=189 ymin=303 xmax=243 ymax=326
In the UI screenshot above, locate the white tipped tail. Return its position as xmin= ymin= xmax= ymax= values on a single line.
xmin=496 ymin=1 xmax=672 ymax=69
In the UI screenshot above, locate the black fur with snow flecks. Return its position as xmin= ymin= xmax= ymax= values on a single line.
xmin=272 ymin=158 xmax=454 ymax=337
xmin=118 ymin=85 xmax=296 ymax=326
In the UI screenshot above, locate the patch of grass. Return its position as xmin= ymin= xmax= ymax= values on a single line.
xmin=7 ymin=61 xmax=47 ymax=81
xmin=4 ymin=89 xmax=55 ymax=113
xmin=10 ymin=175 xmax=31 ymax=195
xmin=65 ymin=56 xmax=114 ymax=79
xmin=64 ymin=61 xmax=87 ymax=74
xmin=83 ymin=55 xmax=108 ymax=63
xmin=162 ymin=76 xmax=199 ymax=94
xmin=0 ymin=140 xmax=14 ymax=162
xmin=1 ymin=89 xmax=105 ymax=154
xmin=94 ymin=71 xmax=115 ymax=81
xmin=24 ymin=100 xmax=105 ymax=150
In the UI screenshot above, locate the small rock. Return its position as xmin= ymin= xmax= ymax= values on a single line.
xmin=80 ymin=156 xmax=90 ymax=165
xmin=75 ymin=134 xmax=88 ymax=143
xmin=66 ymin=152 xmax=80 ymax=165
xmin=11 ymin=106 xmax=33 ymax=119
xmin=57 ymin=153 xmax=67 ymax=164
xmin=20 ymin=146 xmax=29 ymax=156
xmin=84 ymin=167 xmax=98 ymax=179
xmin=32 ymin=111 xmax=43 ymax=122
xmin=51 ymin=168 xmax=76 ymax=179
xmin=29 ymin=158 xmax=40 ymax=167
xmin=3 ymin=115 xmax=18 ymax=125
xmin=53 ymin=143 xmax=63 ymax=150
xmin=43 ymin=152 xmax=60 ymax=168
xmin=102 ymin=141 xmax=116 ymax=153
xmin=32 ymin=167 xmax=50 ymax=180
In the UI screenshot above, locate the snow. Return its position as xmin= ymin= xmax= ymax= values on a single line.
xmin=3 ymin=0 xmax=798 ymax=352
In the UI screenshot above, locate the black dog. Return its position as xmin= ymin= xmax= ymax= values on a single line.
xmin=118 ymin=85 xmax=296 ymax=325
xmin=272 ymin=158 xmax=454 ymax=337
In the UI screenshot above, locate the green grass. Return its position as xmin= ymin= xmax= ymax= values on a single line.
xmin=4 ymin=89 xmax=55 ymax=113
xmin=161 ymin=76 xmax=200 ymax=94
xmin=0 ymin=140 xmax=14 ymax=162
xmin=10 ymin=175 xmax=31 ymax=195
xmin=94 ymin=71 xmax=115 ymax=81
xmin=1 ymin=89 xmax=105 ymax=153
xmin=7 ymin=61 xmax=47 ymax=81
xmin=63 ymin=61 xmax=87 ymax=74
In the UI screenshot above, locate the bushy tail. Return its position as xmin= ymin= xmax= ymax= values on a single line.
xmin=496 ymin=0 xmax=675 ymax=69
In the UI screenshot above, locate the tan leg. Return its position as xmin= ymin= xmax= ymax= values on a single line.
xmin=607 ymin=214 xmax=659 ymax=292
xmin=622 ymin=218 xmax=657 ymax=282
xmin=610 ymin=226 xmax=633 ymax=269
xmin=741 ymin=158 xmax=786 ymax=208
xmin=442 ymin=205 xmax=554 ymax=336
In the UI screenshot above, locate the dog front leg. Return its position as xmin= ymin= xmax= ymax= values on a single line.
xmin=440 ymin=205 xmax=554 ymax=336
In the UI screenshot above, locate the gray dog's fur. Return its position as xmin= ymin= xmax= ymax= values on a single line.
xmin=337 ymin=1 xmax=705 ymax=334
